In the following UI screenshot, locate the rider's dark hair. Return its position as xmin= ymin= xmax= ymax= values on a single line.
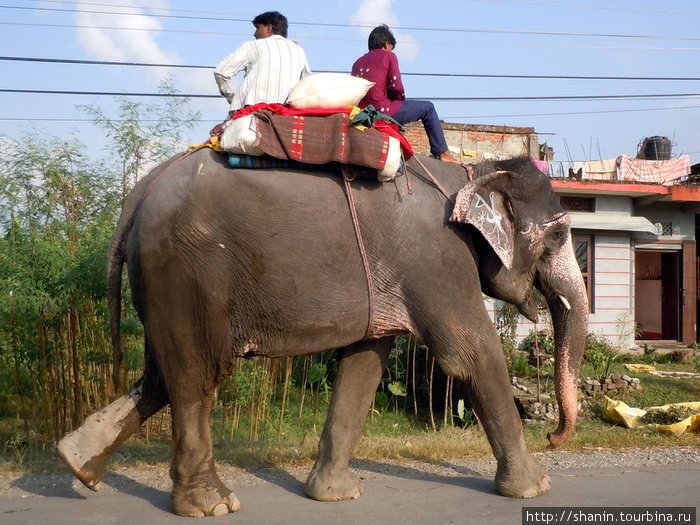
xmin=368 ymin=24 xmax=396 ymax=50
xmin=253 ymin=11 xmax=288 ymax=38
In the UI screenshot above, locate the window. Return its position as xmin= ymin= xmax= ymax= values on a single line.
xmin=573 ymin=234 xmax=594 ymax=312
xmin=657 ymin=221 xmax=673 ymax=236
xmin=560 ymin=196 xmax=595 ymax=213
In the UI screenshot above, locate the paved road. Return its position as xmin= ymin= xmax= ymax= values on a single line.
xmin=1 ymin=460 xmax=698 ymax=524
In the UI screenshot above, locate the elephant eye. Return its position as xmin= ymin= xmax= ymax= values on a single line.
xmin=549 ymin=226 xmax=566 ymax=246
xmin=546 ymin=225 xmax=566 ymax=249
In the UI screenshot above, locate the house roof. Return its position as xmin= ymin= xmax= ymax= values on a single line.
xmin=551 ymin=179 xmax=700 ymax=205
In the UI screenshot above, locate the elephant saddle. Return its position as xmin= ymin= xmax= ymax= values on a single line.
xmin=210 ymin=103 xmax=412 ymax=180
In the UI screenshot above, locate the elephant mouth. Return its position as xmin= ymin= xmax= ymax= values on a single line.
xmin=517 ymin=289 xmax=538 ymax=323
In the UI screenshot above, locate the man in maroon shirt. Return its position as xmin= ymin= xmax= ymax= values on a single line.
xmin=351 ymin=25 xmax=460 ymax=164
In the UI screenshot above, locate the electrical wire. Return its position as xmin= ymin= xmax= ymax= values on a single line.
xmin=5 ymin=103 xmax=700 ymax=124
xmin=24 ymin=0 xmax=700 ymax=20
xmin=3 ymin=88 xmax=700 ymax=102
xmin=4 ymin=56 xmax=700 ymax=82
xmin=466 ymin=0 xmax=700 ymax=17
xmin=3 ymin=3 xmax=700 ymax=42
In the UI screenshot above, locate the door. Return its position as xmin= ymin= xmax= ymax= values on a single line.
xmin=661 ymin=251 xmax=680 ymax=340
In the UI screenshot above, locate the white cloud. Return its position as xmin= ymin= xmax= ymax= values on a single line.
xmin=349 ymin=0 xmax=419 ymax=61
xmin=74 ymin=1 xmax=181 ymax=74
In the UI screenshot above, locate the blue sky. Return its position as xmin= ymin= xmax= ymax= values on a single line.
xmin=2 ymin=0 xmax=700 ymax=165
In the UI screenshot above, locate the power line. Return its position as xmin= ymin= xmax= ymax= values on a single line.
xmin=4 ymin=56 xmax=700 ymax=82
xmin=445 ymin=104 xmax=700 ymax=120
xmin=469 ymin=0 xmax=700 ymax=17
xmin=1 ymin=56 xmax=211 ymax=70
xmin=0 ymin=117 xmax=220 ymax=123
xmin=6 ymin=103 xmax=700 ymax=124
xmin=0 ymin=88 xmax=217 ymax=98
xmin=30 ymin=0 xmax=700 ymax=20
xmin=0 ymin=21 xmax=247 ymax=38
xmin=4 ymin=21 xmax=700 ymax=53
xmin=3 ymin=4 xmax=700 ymax=42
xmin=3 ymin=87 xmax=700 ymax=102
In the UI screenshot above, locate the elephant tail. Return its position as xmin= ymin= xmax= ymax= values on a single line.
xmin=108 ymin=214 xmax=129 ymax=395
xmin=107 ymin=175 xmax=153 ymax=394
xmin=108 ymin=179 xmax=152 ymax=394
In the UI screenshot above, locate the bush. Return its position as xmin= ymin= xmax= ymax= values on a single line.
xmin=584 ymin=334 xmax=618 ymax=380
xmin=521 ymin=330 xmax=555 ymax=356
xmin=511 ymin=351 xmax=536 ymax=378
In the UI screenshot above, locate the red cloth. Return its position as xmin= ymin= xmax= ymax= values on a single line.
xmin=232 ymin=103 xmax=352 ymax=119
xmin=371 ymin=119 xmax=413 ymax=159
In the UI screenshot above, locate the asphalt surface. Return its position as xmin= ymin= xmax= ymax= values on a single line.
xmin=1 ymin=459 xmax=698 ymax=524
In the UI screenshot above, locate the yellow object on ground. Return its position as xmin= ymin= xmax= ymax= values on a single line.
xmin=658 ymin=415 xmax=700 ymax=437
xmin=624 ymin=364 xmax=656 ymax=373
xmin=602 ymin=397 xmax=647 ymax=428
xmin=602 ymin=396 xmax=700 ymax=435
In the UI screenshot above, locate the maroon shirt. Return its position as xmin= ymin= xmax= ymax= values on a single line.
xmin=351 ymin=49 xmax=405 ymax=115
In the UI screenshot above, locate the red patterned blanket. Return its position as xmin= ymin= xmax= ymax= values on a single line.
xmin=252 ymin=109 xmax=393 ymax=171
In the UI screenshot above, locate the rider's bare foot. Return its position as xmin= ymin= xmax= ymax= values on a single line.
xmin=439 ymin=151 xmax=461 ymax=164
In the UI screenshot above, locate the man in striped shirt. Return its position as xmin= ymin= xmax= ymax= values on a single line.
xmin=214 ymin=11 xmax=311 ymax=111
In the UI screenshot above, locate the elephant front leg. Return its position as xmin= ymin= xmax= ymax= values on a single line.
xmin=57 ymin=375 xmax=167 ymax=490
xmin=458 ymin=347 xmax=551 ymax=498
xmin=305 ymin=338 xmax=392 ymax=502
xmin=169 ymin=393 xmax=241 ymax=517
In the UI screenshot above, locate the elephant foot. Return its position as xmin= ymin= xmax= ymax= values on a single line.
xmin=57 ymin=390 xmax=145 ymax=491
xmin=495 ymin=456 xmax=551 ymax=499
xmin=171 ymin=481 xmax=241 ymax=518
xmin=57 ymin=431 xmax=109 ymax=491
xmin=305 ymin=465 xmax=363 ymax=502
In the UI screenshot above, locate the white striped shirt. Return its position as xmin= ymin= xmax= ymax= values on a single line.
xmin=214 ymin=35 xmax=311 ymax=110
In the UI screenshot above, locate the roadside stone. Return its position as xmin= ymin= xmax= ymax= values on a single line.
xmin=515 ymin=371 xmax=643 ymax=419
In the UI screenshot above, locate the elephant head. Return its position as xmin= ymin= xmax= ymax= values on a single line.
xmin=450 ymin=159 xmax=589 ymax=446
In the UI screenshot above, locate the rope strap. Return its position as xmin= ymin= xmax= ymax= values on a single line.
xmin=341 ymin=166 xmax=376 ymax=339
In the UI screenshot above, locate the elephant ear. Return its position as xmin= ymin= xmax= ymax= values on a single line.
xmin=450 ymin=177 xmax=515 ymax=270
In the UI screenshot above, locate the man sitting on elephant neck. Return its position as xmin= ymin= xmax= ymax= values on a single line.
xmin=351 ymin=24 xmax=460 ymax=164
xmin=214 ymin=11 xmax=311 ymax=111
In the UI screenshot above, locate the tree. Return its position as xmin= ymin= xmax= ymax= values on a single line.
xmin=79 ymin=76 xmax=202 ymax=201
xmin=0 ymin=130 xmax=129 ymax=433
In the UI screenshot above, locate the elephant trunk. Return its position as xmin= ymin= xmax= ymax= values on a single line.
xmin=538 ymin=235 xmax=589 ymax=447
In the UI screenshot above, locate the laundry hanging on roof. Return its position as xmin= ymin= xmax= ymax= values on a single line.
xmin=617 ymin=154 xmax=691 ymax=185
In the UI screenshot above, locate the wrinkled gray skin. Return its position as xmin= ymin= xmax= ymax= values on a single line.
xmin=57 ymin=150 xmax=588 ymax=517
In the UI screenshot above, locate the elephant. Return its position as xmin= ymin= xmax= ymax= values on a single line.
xmin=57 ymin=148 xmax=588 ymax=517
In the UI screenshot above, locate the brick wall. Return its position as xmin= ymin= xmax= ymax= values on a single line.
xmin=403 ymin=121 xmax=551 ymax=161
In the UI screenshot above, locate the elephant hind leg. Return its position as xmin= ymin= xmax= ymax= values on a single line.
xmin=305 ymin=338 xmax=392 ymax=502
xmin=169 ymin=392 xmax=241 ymax=517
xmin=57 ymin=369 xmax=168 ymax=490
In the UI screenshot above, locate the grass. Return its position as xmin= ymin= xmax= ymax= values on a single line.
xmin=1 ymin=357 xmax=698 ymax=475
